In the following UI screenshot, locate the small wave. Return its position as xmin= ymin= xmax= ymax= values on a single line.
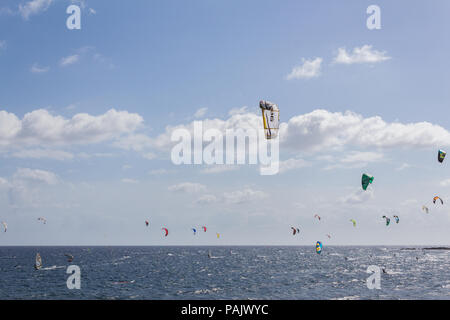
xmin=333 ymin=295 xmax=360 ymax=300
xmin=112 ymin=280 xmax=135 ymax=285
xmin=194 ymin=288 xmax=220 ymax=295
xmin=41 ymin=265 xmax=65 ymax=271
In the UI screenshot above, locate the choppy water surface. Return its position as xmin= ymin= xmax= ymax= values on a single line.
xmin=0 ymin=246 xmax=448 ymax=299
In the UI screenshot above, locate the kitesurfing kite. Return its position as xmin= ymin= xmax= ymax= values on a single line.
xmin=1 ymin=221 xmax=6 ymax=232
xmin=216 ymin=233 xmax=220 ymax=239
xmin=145 ymin=220 xmax=149 ymax=227
xmin=162 ymin=227 xmax=168 ymax=237
xmin=260 ymin=100 xmax=279 ymax=140
xmin=422 ymin=205 xmax=429 ymax=214
xmin=192 ymin=228 xmax=197 ymax=235
xmin=393 ymin=215 xmax=399 ymax=224
xmin=350 ymin=219 xmax=357 ymax=227
xmin=37 ymin=217 xmax=47 ymax=224
xmin=382 ymin=215 xmax=391 ymax=226
xmin=316 ymin=241 xmax=323 ymax=254
xmin=438 ymin=149 xmax=446 ymax=163
xmin=202 ymin=226 xmax=207 ymax=232
xmin=362 ymin=174 xmax=374 ymax=190
xmin=291 ymin=227 xmax=297 ymax=235
xmin=314 ymin=214 xmax=321 ymax=221
xmin=433 ymin=196 xmax=443 ymax=205
xmin=326 ymin=234 xmax=331 ymax=239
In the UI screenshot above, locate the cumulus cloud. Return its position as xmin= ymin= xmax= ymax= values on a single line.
xmin=19 ymin=0 xmax=52 ymax=20
xmin=396 ymin=163 xmax=412 ymax=171
xmin=0 ymin=108 xmax=143 ymax=148
xmin=30 ymin=63 xmax=49 ymax=73
xmin=322 ymin=151 xmax=384 ymax=170
xmin=333 ymin=45 xmax=390 ymax=64
xmin=194 ymin=187 xmax=266 ymax=205
xmin=286 ymin=57 xmax=322 ymax=80
xmin=115 ymin=108 xmax=450 ymax=165
xmin=194 ymin=107 xmax=208 ymax=118
xmin=121 ymin=178 xmax=138 ymax=184
xmin=281 ymin=109 xmax=450 ymax=152
xmin=148 ymin=169 xmax=171 ymax=175
xmin=142 ymin=152 xmax=156 ymax=160
xmin=201 ymin=165 xmax=239 ymax=174
xmin=223 ymin=188 xmax=266 ymax=204
xmin=168 ymin=182 xmax=206 ymax=193
xmin=11 ymin=149 xmax=74 ymax=160
xmin=278 ymin=158 xmax=310 ymax=173
xmin=6 ymin=168 xmax=60 ymax=208
xmin=13 ymin=168 xmax=59 ymax=185
xmin=60 ymin=54 xmax=79 ymax=67
xmin=195 ymin=194 xmax=219 ymax=205
xmin=340 ymin=188 xmax=374 ymax=204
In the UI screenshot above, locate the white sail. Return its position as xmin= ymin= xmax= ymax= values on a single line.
xmin=35 ymin=253 xmax=42 ymax=270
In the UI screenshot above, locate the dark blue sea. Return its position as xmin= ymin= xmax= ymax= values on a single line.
xmin=0 ymin=246 xmax=448 ymax=300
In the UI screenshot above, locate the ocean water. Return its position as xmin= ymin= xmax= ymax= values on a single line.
xmin=0 ymin=246 xmax=448 ymax=300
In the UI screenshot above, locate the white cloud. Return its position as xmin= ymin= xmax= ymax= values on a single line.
xmin=142 ymin=152 xmax=156 ymax=160
xmin=278 ymin=158 xmax=310 ymax=174
xmin=19 ymin=0 xmax=52 ymax=20
xmin=340 ymin=151 xmax=384 ymax=163
xmin=194 ymin=107 xmax=208 ymax=118
xmin=168 ymin=182 xmax=206 ymax=193
xmin=0 ymin=40 xmax=6 ymax=50
xmin=201 ymin=165 xmax=239 ymax=174
xmin=30 ymin=63 xmax=49 ymax=73
xmin=113 ymin=134 xmax=154 ymax=152
xmin=0 ymin=108 xmax=143 ymax=148
xmin=60 ymin=54 xmax=79 ymax=67
xmin=286 ymin=57 xmax=322 ymax=80
xmin=13 ymin=168 xmax=58 ymax=185
xmin=223 ymin=188 xmax=266 ymax=204
xmin=323 ymin=151 xmax=384 ymax=170
xmin=148 ymin=169 xmax=170 ymax=175
xmin=400 ymin=199 xmax=418 ymax=206
xmin=11 ymin=149 xmax=74 ymax=160
xmin=121 ymin=178 xmax=138 ymax=184
xmin=228 ymin=106 xmax=248 ymax=116
xmin=195 ymin=194 xmax=219 ymax=205
xmin=7 ymin=168 xmax=59 ymax=208
xmin=118 ymin=108 xmax=450 ymax=164
xmin=281 ymin=109 xmax=450 ymax=152
xmin=333 ymin=45 xmax=391 ymax=64
xmin=396 ymin=163 xmax=412 ymax=171
xmin=77 ymin=152 xmax=115 ymax=159
xmin=340 ymin=188 xmax=374 ymax=204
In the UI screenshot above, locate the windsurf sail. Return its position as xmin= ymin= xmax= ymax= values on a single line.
xmin=34 ymin=253 xmax=42 ymax=270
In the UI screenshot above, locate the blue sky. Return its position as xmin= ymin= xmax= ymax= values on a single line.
xmin=0 ymin=0 xmax=450 ymax=245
